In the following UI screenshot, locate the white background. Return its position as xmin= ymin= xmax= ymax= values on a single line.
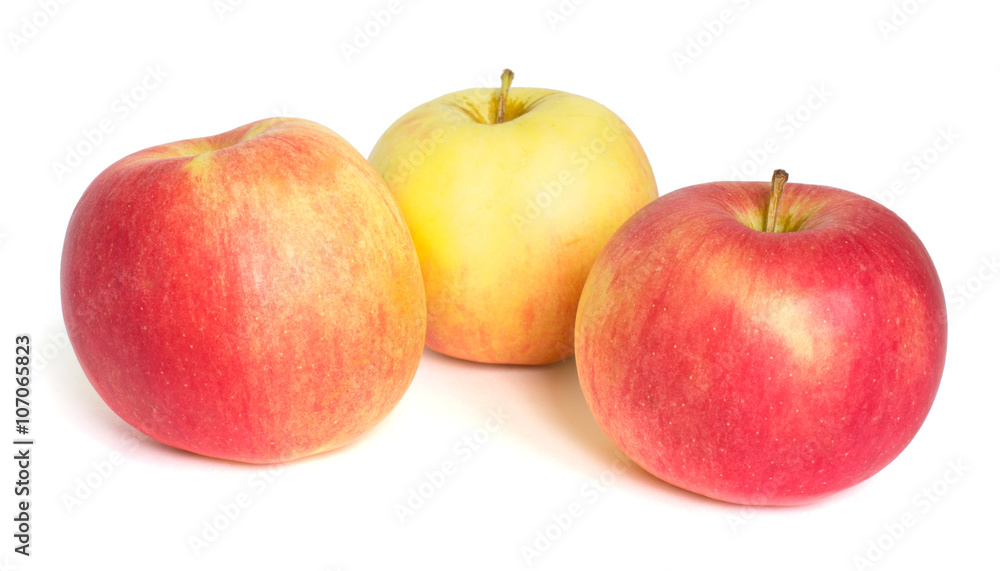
xmin=2 ymin=0 xmax=998 ymax=569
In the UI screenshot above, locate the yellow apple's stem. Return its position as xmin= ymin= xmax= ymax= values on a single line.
xmin=766 ymin=169 xmax=788 ymax=232
xmin=496 ymin=69 xmax=514 ymax=124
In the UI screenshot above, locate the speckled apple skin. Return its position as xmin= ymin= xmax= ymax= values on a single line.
xmin=575 ymin=181 xmax=946 ymax=505
xmin=61 ymin=118 xmax=426 ymax=463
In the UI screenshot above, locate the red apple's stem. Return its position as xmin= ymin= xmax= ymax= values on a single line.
xmin=496 ymin=69 xmax=514 ymax=124
xmin=766 ymin=169 xmax=788 ymax=232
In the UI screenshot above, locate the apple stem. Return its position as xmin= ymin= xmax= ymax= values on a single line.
xmin=766 ymin=169 xmax=789 ymax=232
xmin=496 ymin=69 xmax=514 ymax=124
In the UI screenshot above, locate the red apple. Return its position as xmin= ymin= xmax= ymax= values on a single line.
xmin=61 ymin=117 xmax=426 ymax=464
xmin=575 ymin=170 xmax=947 ymax=505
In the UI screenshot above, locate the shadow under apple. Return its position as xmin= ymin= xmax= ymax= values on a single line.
xmin=418 ymin=348 xmax=726 ymax=509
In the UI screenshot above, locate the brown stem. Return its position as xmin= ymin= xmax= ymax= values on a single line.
xmin=766 ymin=169 xmax=788 ymax=232
xmin=496 ymin=69 xmax=514 ymax=124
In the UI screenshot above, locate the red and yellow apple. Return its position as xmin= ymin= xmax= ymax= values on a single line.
xmin=61 ymin=117 xmax=426 ymax=464
xmin=575 ymin=171 xmax=947 ymax=505
xmin=369 ymin=70 xmax=657 ymax=365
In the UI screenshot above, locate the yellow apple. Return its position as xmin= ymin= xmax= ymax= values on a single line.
xmin=369 ymin=70 xmax=657 ymax=365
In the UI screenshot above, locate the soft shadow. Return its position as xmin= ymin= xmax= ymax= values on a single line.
xmin=528 ymin=357 xmax=623 ymax=462
xmin=53 ymin=350 xmax=144 ymax=448
xmin=417 ymin=347 xmax=626 ymax=465
xmin=54 ymin=350 xmax=361 ymax=470
xmin=520 ymin=357 xmax=728 ymax=508
xmin=519 ymin=357 xmax=845 ymax=510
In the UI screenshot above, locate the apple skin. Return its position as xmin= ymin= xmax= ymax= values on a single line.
xmin=369 ymin=85 xmax=657 ymax=365
xmin=61 ymin=118 xmax=426 ymax=464
xmin=575 ymin=180 xmax=947 ymax=505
